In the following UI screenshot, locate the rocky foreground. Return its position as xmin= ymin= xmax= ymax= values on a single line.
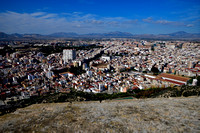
xmin=0 ymin=97 xmax=200 ymax=133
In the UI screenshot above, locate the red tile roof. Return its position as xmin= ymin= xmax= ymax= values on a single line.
xmin=157 ymin=73 xmax=189 ymax=82
xmin=162 ymin=79 xmax=185 ymax=85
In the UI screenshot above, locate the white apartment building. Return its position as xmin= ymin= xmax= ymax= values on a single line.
xmin=63 ymin=49 xmax=76 ymax=63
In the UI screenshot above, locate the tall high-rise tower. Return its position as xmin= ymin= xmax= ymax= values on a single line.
xmin=63 ymin=49 xmax=76 ymax=64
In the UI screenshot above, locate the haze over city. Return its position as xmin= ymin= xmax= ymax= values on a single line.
xmin=0 ymin=0 xmax=199 ymax=34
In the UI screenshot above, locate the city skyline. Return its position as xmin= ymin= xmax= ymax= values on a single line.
xmin=0 ymin=0 xmax=199 ymax=34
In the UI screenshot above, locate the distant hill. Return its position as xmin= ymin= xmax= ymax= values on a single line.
xmin=103 ymin=31 xmax=133 ymax=37
xmin=0 ymin=32 xmax=12 ymax=39
xmin=133 ymin=31 xmax=200 ymax=39
xmin=10 ymin=33 xmax=23 ymax=38
xmin=132 ymin=34 xmax=156 ymax=39
xmin=165 ymin=31 xmax=189 ymax=37
xmin=159 ymin=31 xmax=200 ymax=38
xmin=0 ymin=32 xmax=49 ymax=40
xmin=82 ymin=31 xmax=133 ymax=38
xmin=0 ymin=31 xmax=200 ymax=40
xmin=23 ymin=34 xmax=46 ymax=39
xmin=49 ymin=32 xmax=78 ymax=37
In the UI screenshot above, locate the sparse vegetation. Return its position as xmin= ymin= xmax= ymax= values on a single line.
xmin=135 ymin=86 xmax=200 ymax=98
xmin=0 ymin=97 xmax=199 ymax=132
xmin=1 ymin=85 xmax=199 ymax=115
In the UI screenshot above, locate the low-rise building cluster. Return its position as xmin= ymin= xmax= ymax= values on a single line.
xmin=0 ymin=39 xmax=199 ymax=104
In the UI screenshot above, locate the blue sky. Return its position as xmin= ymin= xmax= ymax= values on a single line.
xmin=0 ymin=0 xmax=199 ymax=34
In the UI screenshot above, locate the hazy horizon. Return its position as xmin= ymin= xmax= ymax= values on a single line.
xmin=1 ymin=30 xmax=200 ymax=36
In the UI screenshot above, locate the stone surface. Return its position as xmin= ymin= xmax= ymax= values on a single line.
xmin=0 ymin=97 xmax=200 ymax=133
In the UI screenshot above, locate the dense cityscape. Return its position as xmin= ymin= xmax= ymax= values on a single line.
xmin=0 ymin=39 xmax=199 ymax=105
xmin=0 ymin=0 xmax=200 ymax=132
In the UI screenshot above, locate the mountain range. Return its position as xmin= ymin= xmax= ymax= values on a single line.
xmin=0 ymin=31 xmax=200 ymax=40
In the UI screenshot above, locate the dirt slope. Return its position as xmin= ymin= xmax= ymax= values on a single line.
xmin=0 ymin=97 xmax=200 ymax=133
